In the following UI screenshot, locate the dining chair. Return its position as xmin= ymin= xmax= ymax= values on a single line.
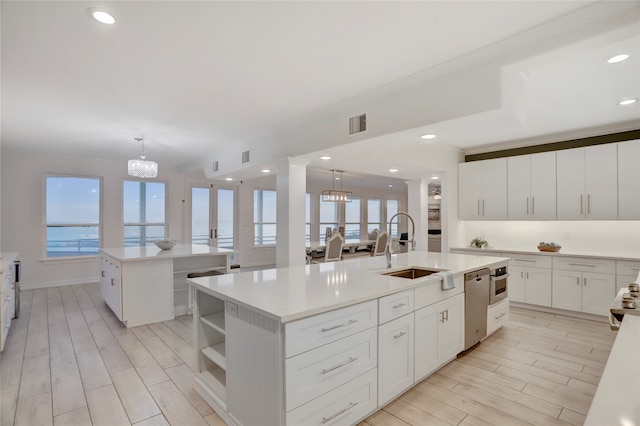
xmin=371 ymin=231 xmax=389 ymax=256
xmin=313 ymin=232 xmax=344 ymax=263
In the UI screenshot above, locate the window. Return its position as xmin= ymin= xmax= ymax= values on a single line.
xmin=124 ymin=181 xmax=166 ymax=247
xmin=217 ymin=188 xmax=235 ymax=249
xmin=305 ymin=193 xmax=311 ymax=243
xmin=191 ymin=187 xmax=210 ymax=246
xmin=344 ymin=197 xmax=361 ymax=239
xmin=45 ymin=176 xmax=101 ymax=258
xmin=254 ymin=190 xmax=276 ymax=245
xmin=387 ymin=199 xmax=400 ymax=237
xmin=367 ymin=198 xmax=381 ymax=234
xmin=319 ymin=196 xmax=338 ymax=239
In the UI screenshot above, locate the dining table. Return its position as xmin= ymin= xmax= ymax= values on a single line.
xmin=306 ymin=238 xmax=376 ymax=255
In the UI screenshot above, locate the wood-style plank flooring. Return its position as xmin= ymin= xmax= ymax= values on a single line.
xmin=0 ymin=283 xmax=614 ymax=426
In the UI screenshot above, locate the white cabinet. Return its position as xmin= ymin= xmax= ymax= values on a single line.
xmin=414 ymin=293 xmax=464 ymax=382
xmin=459 ymin=158 xmax=507 ymax=220
xmin=616 ymin=260 xmax=640 ymax=292
xmin=99 ymin=256 xmax=122 ymax=320
xmin=487 ymin=298 xmax=509 ymax=336
xmin=556 ymin=144 xmax=618 ymax=220
xmin=618 ymin=139 xmax=640 ymax=219
xmin=510 ymin=266 xmax=552 ymax=307
xmin=378 ymin=313 xmax=414 ymax=405
xmin=507 ymin=152 xmax=556 ymax=220
xmin=1 ymin=255 xmax=17 ymax=352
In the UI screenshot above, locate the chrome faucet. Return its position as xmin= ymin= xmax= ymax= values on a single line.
xmin=385 ymin=212 xmax=416 ymax=268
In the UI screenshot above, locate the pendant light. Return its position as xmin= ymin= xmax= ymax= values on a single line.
xmin=321 ymin=169 xmax=353 ymax=203
xmin=128 ymin=137 xmax=158 ymax=178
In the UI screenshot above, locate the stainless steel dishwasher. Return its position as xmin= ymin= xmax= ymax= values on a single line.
xmin=464 ymin=268 xmax=490 ymax=350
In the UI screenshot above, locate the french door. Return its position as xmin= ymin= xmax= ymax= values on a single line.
xmin=191 ymin=184 xmax=235 ymax=250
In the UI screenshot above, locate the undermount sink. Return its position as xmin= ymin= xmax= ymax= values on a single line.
xmin=381 ymin=267 xmax=445 ymax=280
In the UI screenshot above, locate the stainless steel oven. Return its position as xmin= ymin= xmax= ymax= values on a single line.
xmin=490 ymin=266 xmax=508 ymax=305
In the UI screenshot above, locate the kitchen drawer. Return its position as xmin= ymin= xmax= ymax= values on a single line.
xmin=285 ymin=300 xmax=377 ymax=358
xmin=285 ymin=368 xmax=377 ymax=426
xmin=553 ymin=256 xmax=615 ymax=274
xmin=414 ymin=276 xmax=463 ymax=310
xmin=487 ymin=298 xmax=509 ymax=336
xmin=616 ymin=260 xmax=640 ymax=277
xmin=504 ymin=253 xmax=552 ymax=268
xmin=378 ymin=289 xmax=414 ymax=324
xmin=285 ymin=327 xmax=377 ymax=411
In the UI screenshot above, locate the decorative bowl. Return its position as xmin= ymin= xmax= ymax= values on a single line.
xmin=154 ymin=239 xmax=177 ymax=250
xmin=537 ymin=245 xmax=561 ymax=252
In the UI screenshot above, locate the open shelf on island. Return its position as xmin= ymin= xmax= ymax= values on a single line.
xmin=198 ymin=369 xmax=227 ymax=402
xmin=201 ymin=312 xmax=225 ymax=334
xmin=202 ymin=342 xmax=226 ymax=370
xmin=175 ymin=265 xmax=227 ymax=275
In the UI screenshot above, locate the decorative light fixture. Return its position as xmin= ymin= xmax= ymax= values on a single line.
xmin=322 ymin=170 xmax=352 ymax=203
xmin=433 ymin=187 xmax=442 ymax=200
xmin=128 ymin=137 xmax=158 ymax=178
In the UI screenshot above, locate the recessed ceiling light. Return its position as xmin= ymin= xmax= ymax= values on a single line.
xmin=88 ymin=8 xmax=116 ymax=25
xmin=261 ymin=169 xmax=271 ymax=173
xmin=320 ymin=155 xmax=331 ymax=160
xmin=607 ymin=54 xmax=630 ymax=64
xmin=389 ymin=168 xmax=398 ymax=173
xmin=420 ymin=133 xmax=437 ymax=140
xmin=224 ymin=177 xmax=233 ymax=181
xmin=431 ymin=176 xmax=440 ymax=180
xmin=618 ymin=99 xmax=637 ymax=106
xmin=388 ymin=184 xmax=393 ymax=188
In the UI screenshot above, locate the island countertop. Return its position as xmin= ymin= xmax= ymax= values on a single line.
xmin=188 ymin=251 xmax=508 ymax=323
xmin=100 ymin=244 xmax=234 ymax=261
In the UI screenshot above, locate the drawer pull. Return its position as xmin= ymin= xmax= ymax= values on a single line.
xmin=321 ymin=319 xmax=358 ymax=332
xmin=568 ymin=263 xmax=596 ymax=267
xmin=514 ymin=259 xmax=536 ymax=263
xmin=392 ymin=302 xmax=407 ymax=309
xmin=321 ymin=402 xmax=358 ymax=424
xmin=321 ymin=357 xmax=357 ymax=375
xmin=494 ymin=312 xmax=506 ymax=320
xmin=393 ymin=331 xmax=407 ymax=339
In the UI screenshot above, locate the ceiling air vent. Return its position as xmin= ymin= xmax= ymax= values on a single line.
xmin=349 ymin=113 xmax=366 ymax=135
xmin=242 ymin=150 xmax=250 ymax=164
xmin=212 ymin=161 xmax=219 ymax=173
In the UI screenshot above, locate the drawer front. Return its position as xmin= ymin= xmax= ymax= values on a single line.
xmin=616 ymin=260 xmax=640 ymax=277
xmin=414 ymin=276 xmax=463 ymax=310
xmin=487 ymin=298 xmax=509 ymax=336
xmin=285 ymin=327 xmax=377 ymax=411
xmin=285 ymin=300 xmax=377 ymax=358
xmin=553 ymin=256 xmax=615 ymax=274
xmin=504 ymin=253 xmax=552 ymax=268
xmin=378 ymin=289 xmax=414 ymax=324
xmin=285 ymin=369 xmax=377 ymax=426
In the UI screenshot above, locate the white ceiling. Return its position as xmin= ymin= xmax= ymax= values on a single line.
xmin=2 ymin=1 xmax=639 ymax=185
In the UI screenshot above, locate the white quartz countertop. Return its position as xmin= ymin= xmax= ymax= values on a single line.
xmin=0 ymin=252 xmax=19 ymax=272
xmin=188 ymin=251 xmax=508 ymax=323
xmin=100 ymin=244 xmax=234 ymax=261
xmin=451 ymin=246 xmax=640 ymax=261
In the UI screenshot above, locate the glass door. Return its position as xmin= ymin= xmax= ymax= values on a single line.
xmin=191 ymin=185 xmax=235 ymax=250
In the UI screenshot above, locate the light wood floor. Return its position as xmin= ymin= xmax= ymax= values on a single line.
xmin=0 ymin=284 xmax=614 ymax=426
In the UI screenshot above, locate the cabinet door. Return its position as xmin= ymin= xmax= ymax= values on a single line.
xmin=530 ymin=151 xmax=556 ymax=220
xmin=507 ymin=155 xmax=531 ymax=220
xmin=584 ymin=144 xmax=618 ymax=219
xmin=509 ymin=266 xmax=526 ymax=303
xmin=552 ymin=270 xmax=582 ymax=312
xmin=557 ymin=148 xmax=586 ymax=220
xmin=378 ymin=313 xmax=414 ymax=405
xmin=438 ymin=294 xmax=464 ymax=363
xmin=481 ymin=158 xmax=507 ymax=220
xmin=414 ymin=303 xmax=439 ymax=381
xmin=582 ymin=272 xmax=615 ymax=316
xmin=459 ymin=162 xmax=483 ymax=219
xmin=525 ymin=267 xmax=552 ymax=307
xmin=617 ymin=139 xmax=640 ymax=219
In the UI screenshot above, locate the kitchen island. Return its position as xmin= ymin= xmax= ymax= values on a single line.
xmin=188 ymin=251 xmax=508 ymax=426
xmin=99 ymin=244 xmax=234 ymax=327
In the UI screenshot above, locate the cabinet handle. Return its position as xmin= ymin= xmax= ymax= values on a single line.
xmin=321 ymin=402 xmax=358 ymax=424
xmin=445 ymin=309 xmax=449 ymax=322
xmin=526 ymin=272 xmax=529 ymax=279
xmin=584 ymin=277 xmax=587 ymax=286
xmin=440 ymin=312 xmax=445 ymax=323
xmin=111 ymin=278 xmax=115 ymax=287
xmin=569 ymin=263 xmax=596 ymax=267
xmin=576 ymin=277 xmax=580 ymax=285
xmin=101 ymin=271 xmax=106 ymax=277
xmin=495 ymin=312 xmax=506 ymax=320
xmin=393 ymin=331 xmax=407 ymax=339
xmin=482 ymin=199 xmax=485 ymax=215
xmin=392 ymin=302 xmax=406 ymax=309
xmin=587 ymin=194 xmax=591 ymax=215
xmin=321 ymin=319 xmax=357 ymax=332
xmin=521 ymin=271 xmax=524 ymax=279
xmin=526 ymin=197 xmax=529 ymax=215
xmin=580 ymin=194 xmax=584 ymax=215
xmin=532 ymin=196 xmax=535 ymax=215
xmin=478 ymin=199 xmax=481 ymax=216
xmin=514 ymin=259 xmax=536 ymax=262
xmin=321 ymin=357 xmax=357 ymax=374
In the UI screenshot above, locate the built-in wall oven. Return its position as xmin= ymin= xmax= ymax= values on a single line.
xmin=489 ymin=266 xmax=508 ymax=305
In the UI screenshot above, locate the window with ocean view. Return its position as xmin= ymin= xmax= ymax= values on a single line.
xmin=124 ymin=181 xmax=166 ymax=246
xmin=345 ymin=197 xmax=361 ymax=239
xmin=45 ymin=176 xmax=101 ymax=258
xmin=319 ymin=196 xmax=338 ymax=238
xmin=367 ymin=198 xmax=381 ymax=234
xmin=387 ymin=199 xmax=399 ymax=237
xmin=254 ymin=189 xmax=276 ymax=246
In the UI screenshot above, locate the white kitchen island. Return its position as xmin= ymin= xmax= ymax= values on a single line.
xmin=99 ymin=244 xmax=234 ymax=327
xmin=188 ymin=251 xmax=508 ymax=426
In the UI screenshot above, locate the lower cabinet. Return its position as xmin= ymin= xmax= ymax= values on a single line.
xmin=552 ymin=270 xmax=615 ymax=316
xmin=414 ymin=293 xmax=464 ymax=382
xmin=378 ymin=313 xmax=414 ymax=405
xmin=509 ymin=265 xmax=552 ymax=306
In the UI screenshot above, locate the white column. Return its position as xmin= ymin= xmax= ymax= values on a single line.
xmin=275 ymin=157 xmax=309 ymax=267
xmin=405 ymin=179 xmax=430 ymax=252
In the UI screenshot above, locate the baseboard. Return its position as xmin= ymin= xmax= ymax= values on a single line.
xmin=510 ymin=301 xmax=608 ymax=323
xmin=20 ymin=278 xmax=99 ymax=290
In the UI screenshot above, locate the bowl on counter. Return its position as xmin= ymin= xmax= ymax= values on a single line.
xmin=154 ymin=239 xmax=177 ymax=250
xmin=537 ymin=245 xmax=561 ymax=252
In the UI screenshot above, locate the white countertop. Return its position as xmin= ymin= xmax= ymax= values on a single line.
xmin=188 ymin=251 xmax=508 ymax=323
xmin=100 ymin=244 xmax=234 ymax=262
xmin=451 ymin=246 xmax=640 ymax=262
xmin=0 ymin=253 xmax=19 ymax=272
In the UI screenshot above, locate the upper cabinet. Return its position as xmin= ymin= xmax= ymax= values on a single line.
xmin=618 ymin=139 xmax=640 ymax=220
xmin=458 ymin=158 xmax=507 ymax=220
xmin=507 ymin=152 xmax=556 ymax=220
xmin=557 ymin=144 xmax=617 ymax=220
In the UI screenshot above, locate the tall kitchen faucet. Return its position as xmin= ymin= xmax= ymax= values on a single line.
xmin=385 ymin=212 xmax=416 ymax=268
